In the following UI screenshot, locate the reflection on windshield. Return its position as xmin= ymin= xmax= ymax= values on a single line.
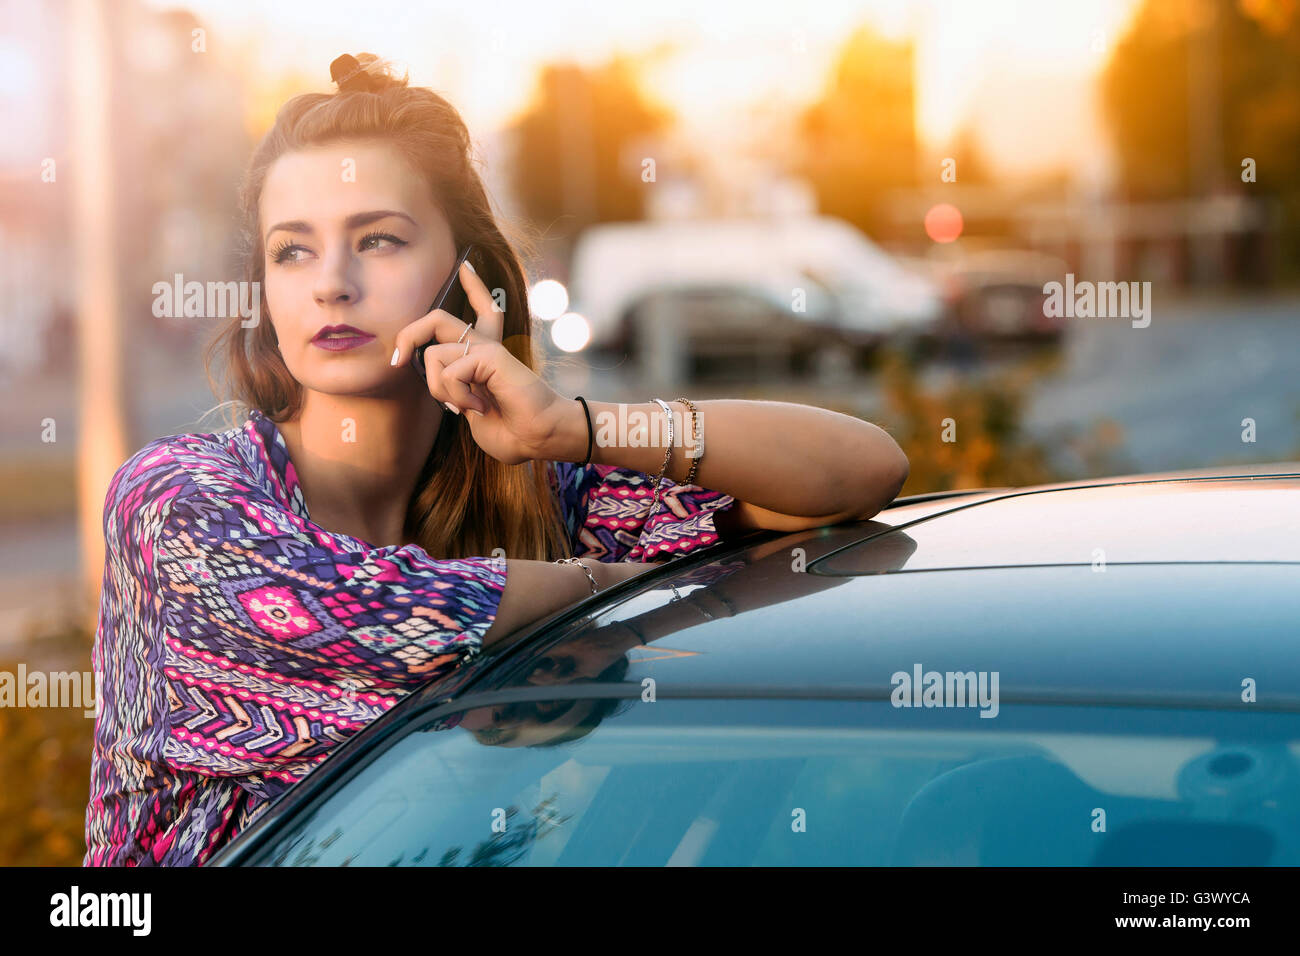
xmin=435 ymin=523 xmax=917 ymax=749
xmin=248 ymin=526 xmax=943 ymax=866
xmin=252 ymin=702 xmax=1300 ymax=867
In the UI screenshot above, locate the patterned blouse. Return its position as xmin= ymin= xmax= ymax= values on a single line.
xmin=84 ymin=407 xmax=737 ymax=866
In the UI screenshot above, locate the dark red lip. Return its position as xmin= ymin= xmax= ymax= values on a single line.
xmin=313 ymin=323 xmax=374 ymax=343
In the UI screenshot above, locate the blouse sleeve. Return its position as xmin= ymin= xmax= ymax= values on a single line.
xmin=117 ymin=436 xmax=506 ymax=790
xmin=547 ymin=459 xmax=738 ymax=563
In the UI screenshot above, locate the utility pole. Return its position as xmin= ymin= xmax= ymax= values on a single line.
xmin=1188 ymin=0 xmax=1224 ymax=283
xmin=70 ymin=0 xmax=128 ymax=624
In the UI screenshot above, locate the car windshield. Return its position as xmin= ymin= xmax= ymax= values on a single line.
xmin=240 ymin=696 xmax=1300 ymax=866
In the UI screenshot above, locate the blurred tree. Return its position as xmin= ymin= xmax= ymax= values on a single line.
xmin=1102 ymin=0 xmax=1300 ymax=251
xmin=0 ymin=623 xmax=94 ymax=866
xmin=942 ymin=125 xmax=996 ymax=188
xmin=243 ymin=67 xmax=317 ymax=143
xmin=796 ymin=26 xmax=919 ymax=241
xmin=506 ymin=58 xmax=673 ymax=241
xmin=876 ymin=348 xmax=1128 ymax=492
xmin=935 ymin=125 xmax=1020 ymax=240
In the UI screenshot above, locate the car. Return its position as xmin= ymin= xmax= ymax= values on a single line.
xmin=568 ymin=216 xmax=944 ymax=360
xmin=209 ymin=461 xmax=1300 ymax=866
xmin=902 ymin=248 xmax=1071 ymax=345
xmin=614 ymin=277 xmax=845 ymax=381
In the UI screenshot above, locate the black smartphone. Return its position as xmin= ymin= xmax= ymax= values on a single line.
xmin=412 ymin=243 xmax=475 ymax=379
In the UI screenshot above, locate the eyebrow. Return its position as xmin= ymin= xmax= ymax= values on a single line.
xmin=264 ymin=209 xmax=418 ymax=243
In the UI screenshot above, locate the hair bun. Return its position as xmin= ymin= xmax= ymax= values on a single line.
xmin=330 ymin=53 xmax=386 ymax=93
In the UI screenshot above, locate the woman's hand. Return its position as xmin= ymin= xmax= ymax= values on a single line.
xmin=391 ymin=260 xmax=572 ymax=465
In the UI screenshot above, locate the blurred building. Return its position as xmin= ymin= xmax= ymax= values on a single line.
xmin=1015 ymin=192 xmax=1281 ymax=287
xmin=885 ymin=184 xmax=1281 ymax=287
xmin=0 ymin=1 xmax=72 ymax=383
xmin=1 ymin=0 xmax=249 ymax=416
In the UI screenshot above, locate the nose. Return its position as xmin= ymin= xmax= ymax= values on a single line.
xmin=312 ymin=244 xmax=361 ymax=306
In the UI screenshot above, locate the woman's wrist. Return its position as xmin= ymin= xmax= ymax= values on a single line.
xmin=543 ymin=397 xmax=675 ymax=473
xmin=586 ymin=559 xmax=626 ymax=592
xmin=577 ymin=399 xmax=687 ymax=476
xmin=555 ymin=556 xmax=600 ymax=594
xmin=544 ymin=396 xmax=595 ymax=464
xmin=557 ymin=555 xmax=621 ymax=594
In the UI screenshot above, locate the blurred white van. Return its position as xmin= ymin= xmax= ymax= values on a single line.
xmin=566 ymin=215 xmax=944 ymax=356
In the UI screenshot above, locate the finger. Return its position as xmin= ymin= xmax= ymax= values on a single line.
xmin=460 ymin=260 xmax=503 ymax=343
xmin=391 ymin=308 xmax=472 ymax=368
xmin=420 ymin=340 xmax=491 ymax=364
xmin=423 ymin=341 xmax=499 ymax=411
xmin=420 ymin=351 xmax=461 ymax=414
xmin=467 ymin=377 xmax=495 ymax=411
xmin=439 ymin=353 xmax=489 ymax=414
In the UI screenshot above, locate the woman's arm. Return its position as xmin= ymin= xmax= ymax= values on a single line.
xmin=545 ymin=398 xmax=910 ymax=533
xmin=395 ymin=265 xmax=908 ymax=534
xmin=109 ymin=438 xmax=653 ymax=790
xmin=487 ymin=558 xmax=654 ymax=643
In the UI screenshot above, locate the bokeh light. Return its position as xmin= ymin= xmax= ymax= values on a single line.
xmin=530 ymin=279 xmax=569 ymax=320
xmin=924 ymin=203 xmax=964 ymax=243
xmin=550 ymin=312 xmax=591 ymax=352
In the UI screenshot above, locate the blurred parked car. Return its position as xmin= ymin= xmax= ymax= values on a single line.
xmin=614 ymin=275 xmax=846 ymax=380
xmin=568 ymin=216 xmax=944 ymax=368
xmin=904 ymin=249 xmax=1070 ymax=344
xmin=212 ymin=461 xmax=1300 ymax=867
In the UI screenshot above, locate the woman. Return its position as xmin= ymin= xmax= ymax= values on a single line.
xmin=84 ymin=53 xmax=909 ymax=866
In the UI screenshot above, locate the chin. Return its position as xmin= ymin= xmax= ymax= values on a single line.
xmin=295 ymin=363 xmax=407 ymax=398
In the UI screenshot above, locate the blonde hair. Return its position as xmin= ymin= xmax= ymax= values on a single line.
xmin=206 ymin=53 xmax=571 ymax=561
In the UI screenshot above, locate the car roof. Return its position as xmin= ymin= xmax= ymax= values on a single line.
xmin=443 ymin=466 xmax=1300 ymax=707
xmin=206 ymin=465 xmax=1300 ymax=865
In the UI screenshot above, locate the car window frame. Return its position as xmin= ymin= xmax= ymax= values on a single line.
xmin=206 ymin=524 xmax=785 ymax=865
xmin=214 ymin=690 xmax=1300 ymax=867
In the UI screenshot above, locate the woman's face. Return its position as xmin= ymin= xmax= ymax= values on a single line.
xmin=457 ymin=698 xmax=602 ymax=747
xmin=260 ymin=140 xmax=453 ymax=397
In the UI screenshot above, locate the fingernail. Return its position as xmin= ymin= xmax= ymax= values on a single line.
xmin=390 ymin=347 xmax=400 ymax=366
xmin=464 ymin=260 xmax=476 ymax=275
xmin=467 ymin=408 xmax=483 ymax=417
xmin=445 ymin=402 xmax=461 ymax=415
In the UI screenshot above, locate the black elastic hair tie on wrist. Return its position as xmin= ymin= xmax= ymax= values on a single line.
xmin=575 ymin=395 xmax=595 ymax=467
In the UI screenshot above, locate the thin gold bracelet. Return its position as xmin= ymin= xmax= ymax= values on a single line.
xmin=675 ymin=397 xmax=702 ymax=485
